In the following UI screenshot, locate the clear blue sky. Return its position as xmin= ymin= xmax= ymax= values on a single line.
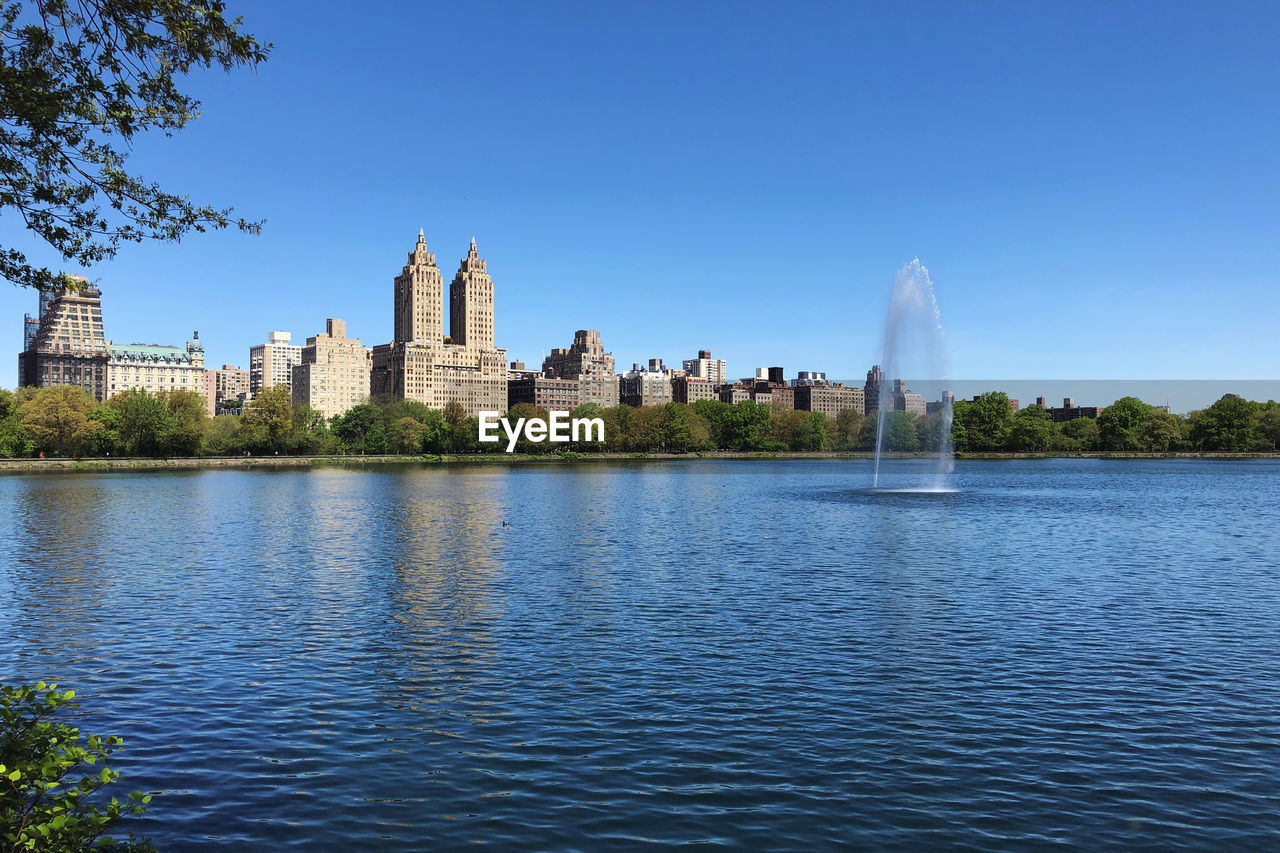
xmin=2 ymin=0 xmax=1277 ymax=389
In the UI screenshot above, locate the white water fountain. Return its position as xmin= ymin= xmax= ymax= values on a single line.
xmin=871 ymin=259 xmax=954 ymax=490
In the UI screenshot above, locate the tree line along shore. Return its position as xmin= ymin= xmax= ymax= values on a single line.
xmin=1 ymin=385 xmax=1276 ymax=461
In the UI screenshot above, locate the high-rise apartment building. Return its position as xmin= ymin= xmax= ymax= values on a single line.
xmin=795 ymin=384 xmax=865 ymax=418
xmin=371 ymin=232 xmax=507 ymax=415
xmin=671 ymin=375 xmax=718 ymax=404
xmin=292 ymin=318 xmax=373 ymax=418
xmin=620 ymin=362 xmax=673 ymax=408
xmin=107 ymin=333 xmax=205 ymax=397
xmin=17 ymin=277 xmax=110 ymax=399
xmin=891 ymin=379 xmax=927 ymax=415
xmin=865 ymin=364 xmax=884 ymax=412
xmin=542 ymin=329 xmax=618 ymax=407
xmin=203 ymin=364 xmax=251 ymax=416
xmin=682 ymin=349 xmax=726 ymax=386
xmin=249 ymin=331 xmax=303 ymax=395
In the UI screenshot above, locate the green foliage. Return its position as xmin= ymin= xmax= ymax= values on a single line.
xmin=0 ymin=682 xmax=153 ymax=851
xmin=240 ymin=385 xmax=293 ymax=453
xmin=0 ymin=0 xmax=270 ymax=289
xmin=953 ymin=393 xmax=1013 ymax=451
xmin=1010 ymin=404 xmax=1053 ymax=452
xmin=883 ymin=410 xmax=920 ymax=452
xmin=833 ymin=408 xmax=865 ymax=450
xmin=333 ymin=404 xmax=387 ymax=454
xmin=1097 ymin=396 xmax=1156 ymax=451
xmin=1056 ymin=417 xmax=1101 ymax=451
xmin=2 ymin=388 xmax=1276 ymax=459
xmin=1189 ymin=396 xmax=1262 ymax=451
xmin=19 ymin=386 xmax=101 ymax=457
xmin=107 ymin=390 xmax=174 ymax=457
xmin=794 ymin=412 xmax=829 ymax=452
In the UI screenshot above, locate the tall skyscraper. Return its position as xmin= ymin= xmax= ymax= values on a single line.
xmin=372 ymin=231 xmax=507 ymax=415
xmin=449 ymin=239 xmax=494 ymax=349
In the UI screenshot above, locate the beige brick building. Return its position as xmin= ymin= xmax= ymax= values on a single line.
xmin=671 ymin=375 xmax=718 ymax=405
xmin=372 ymin=232 xmax=507 ymax=415
xmin=292 ymin=318 xmax=372 ymax=418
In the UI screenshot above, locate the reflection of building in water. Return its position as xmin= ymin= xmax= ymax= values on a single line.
xmin=379 ymin=472 xmax=509 ymax=723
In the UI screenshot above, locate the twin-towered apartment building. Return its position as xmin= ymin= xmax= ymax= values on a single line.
xmin=17 ymin=231 xmax=914 ymax=422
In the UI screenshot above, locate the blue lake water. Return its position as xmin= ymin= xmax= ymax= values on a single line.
xmin=2 ymin=459 xmax=1278 ymax=849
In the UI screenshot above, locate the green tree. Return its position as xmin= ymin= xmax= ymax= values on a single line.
xmin=240 ymin=385 xmax=293 ymax=453
xmin=1056 ymin=417 xmax=1100 ymax=451
xmin=793 ymin=411 xmax=828 ymax=451
xmin=914 ymin=411 xmax=943 ymax=452
xmin=0 ymin=390 xmax=34 ymax=457
xmin=1010 ymin=404 xmax=1053 ymax=452
xmin=107 ymin=389 xmax=174 ymax=456
xmin=761 ymin=409 xmax=802 ymax=451
xmin=159 ymin=389 xmax=206 ymax=456
xmin=1135 ymin=409 xmax=1187 ymax=452
xmin=418 ymin=409 xmax=451 ymax=454
xmin=0 ymin=0 xmax=270 ymax=290
xmin=1097 ymin=396 xmax=1157 ymax=451
xmin=689 ymin=399 xmax=732 ymax=449
xmin=658 ymin=403 xmax=692 ymax=452
xmin=884 ymin=410 xmax=920 ymax=452
xmin=200 ymin=414 xmax=242 ymax=456
xmin=333 ymin=403 xmax=387 ymax=454
xmin=85 ymin=405 xmax=120 ymax=456
xmin=1189 ymin=396 xmax=1262 ymax=451
xmin=19 ymin=385 xmax=101 ymax=456
xmin=0 ymin=682 xmax=153 ymax=850
xmin=1257 ymin=404 xmax=1280 ymax=451
xmin=833 ymin=408 xmax=864 ymax=450
xmin=442 ymin=401 xmax=469 ymax=452
xmin=722 ymin=400 xmax=770 ymax=451
xmin=954 ymin=392 xmax=1013 ymax=450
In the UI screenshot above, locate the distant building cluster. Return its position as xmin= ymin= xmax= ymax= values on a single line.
xmin=13 ymin=230 xmax=1131 ymax=425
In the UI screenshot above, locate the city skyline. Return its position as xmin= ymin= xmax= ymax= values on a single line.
xmin=0 ymin=3 xmax=1276 ymax=389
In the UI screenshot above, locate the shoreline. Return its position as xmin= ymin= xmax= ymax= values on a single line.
xmin=0 ymin=450 xmax=1277 ymax=474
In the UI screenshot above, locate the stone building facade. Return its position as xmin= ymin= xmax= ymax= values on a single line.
xmin=619 ymin=363 xmax=673 ymax=408
xmin=107 ymin=333 xmax=205 ymax=397
xmin=671 ymin=375 xmax=718 ymax=405
xmin=794 ymin=384 xmax=865 ymax=418
xmin=292 ymin=318 xmax=372 ymax=418
xmin=372 ymin=232 xmax=507 ymax=415
xmin=542 ymin=329 xmax=618 ymax=407
xmin=508 ymin=375 xmax=582 ymax=411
